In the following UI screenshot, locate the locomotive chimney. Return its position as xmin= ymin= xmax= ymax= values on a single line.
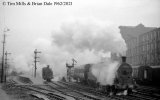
xmin=121 ymin=56 xmax=126 ymax=63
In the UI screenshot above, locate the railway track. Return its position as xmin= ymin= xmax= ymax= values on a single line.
xmin=132 ymin=86 xmax=160 ymax=100
xmin=134 ymin=89 xmax=160 ymax=98
xmin=48 ymin=81 xmax=104 ymax=100
xmin=138 ymin=86 xmax=160 ymax=91
xmin=56 ymin=81 xmax=138 ymax=100
xmin=47 ymin=83 xmax=88 ymax=100
xmin=59 ymin=81 xmax=160 ymax=100
xmin=7 ymin=79 xmax=75 ymax=100
xmin=58 ymin=81 xmax=104 ymax=96
xmin=15 ymin=84 xmax=73 ymax=100
xmin=136 ymin=85 xmax=160 ymax=94
xmin=8 ymin=78 xmax=102 ymax=100
xmin=7 ymin=78 xmax=160 ymax=100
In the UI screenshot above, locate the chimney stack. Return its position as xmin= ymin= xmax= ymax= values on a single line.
xmin=121 ymin=56 xmax=126 ymax=63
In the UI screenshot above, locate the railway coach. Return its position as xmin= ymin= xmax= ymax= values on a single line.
xmin=132 ymin=65 xmax=160 ymax=86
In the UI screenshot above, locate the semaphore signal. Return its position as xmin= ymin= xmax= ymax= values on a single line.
xmin=34 ymin=49 xmax=41 ymax=78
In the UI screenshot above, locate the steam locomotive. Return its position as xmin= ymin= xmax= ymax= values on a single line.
xmin=42 ymin=65 xmax=53 ymax=82
xmin=70 ymin=57 xmax=135 ymax=95
xmin=114 ymin=57 xmax=134 ymax=94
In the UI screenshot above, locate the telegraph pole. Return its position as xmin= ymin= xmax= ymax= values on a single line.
xmin=4 ymin=51 xmax=11 ymax=82
xmin=34 ymin=49 xmax=41 ymax=78
xmin=1 ymin=28 xmax=9 ymax=83
xmin=1 ymin=34 xmax=6 ymax=83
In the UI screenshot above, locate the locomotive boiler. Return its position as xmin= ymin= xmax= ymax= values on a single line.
xmin=42 ymin=65 xmax=53 ymax=82
xmin=70 ymin=56 xmax=135 ymax=95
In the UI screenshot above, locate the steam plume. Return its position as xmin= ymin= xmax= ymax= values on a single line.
xmin=11 ymin=18 xmax=127 ymax=83
xmin=52 ymin=19 xmax=127 ymax=54
xmin=91 ymin=59 xmax=119 ymax=85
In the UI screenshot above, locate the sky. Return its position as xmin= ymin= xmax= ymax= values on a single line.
xmin=0 ymin=0 xmax=160 ymax=76
xmin=0 ymin=0 xmax=159 ymax=54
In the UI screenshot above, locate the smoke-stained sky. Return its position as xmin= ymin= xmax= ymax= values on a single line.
xmin=0 ymin=0 xmax=160 ymax=76
xmin=0 ymin=0 xmax=160 ymax=54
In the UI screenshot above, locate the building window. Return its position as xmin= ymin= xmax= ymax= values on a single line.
xmin=149 ymin=43 xmax=151 ymax=51
xmin=158 ymin=42 xmax=160 ymax=51
xmin=144 ymin=70 xmax=147 ymax=79
xmin=154 ymin=43 xmax=156 ymax=50
xmin=151 ymin=43 xmax=153 ymax=51
xmin=158 ymin=31 xmax=160 ymax=40
xmin=151 ymin=33 xmax=153 ymax=40
xmin=147 ymin=54 xmax=150 ymax=61
xmin=149 ymin=33 xmax=151 ymax=41
xmin=158 ymin=55 xmax=160 ymax=64
xmin=154 ymin=31 xmax=157 ymax=38
xmin=143 ymin=36 xmax=145 ymax=42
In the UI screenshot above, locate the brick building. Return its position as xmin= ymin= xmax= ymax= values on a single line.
xmin=119 ymin=24 xmax=156 ymax=65
xmin=139 ymin=28 xmax=160 ymax=66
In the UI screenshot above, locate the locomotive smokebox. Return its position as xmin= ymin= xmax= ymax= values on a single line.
xmin=121 ymin=56 xmax=126 ymax=63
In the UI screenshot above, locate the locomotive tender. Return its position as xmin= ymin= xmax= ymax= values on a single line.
xmin=70 ymin=56 xmax=135 ymax=95
xmin=42 ymin=65 xmax=53 ymax=82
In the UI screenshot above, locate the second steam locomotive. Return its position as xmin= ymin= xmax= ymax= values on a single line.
xmin=42 ymin=65 xmax=53 ymax=82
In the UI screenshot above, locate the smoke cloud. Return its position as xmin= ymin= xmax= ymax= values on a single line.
xmin=91 ymin=59 xmax=119 ymax=85
xmin=52 ymin=19 xmax=127 ymax=54
xmin=10 ymin=18 xmax=126 ymax=82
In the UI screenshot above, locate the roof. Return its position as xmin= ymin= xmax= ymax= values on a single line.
xmin=150 ymin=66 xmax=160 ymax=68
xmin=119 ymin=24 xmax=156 ymax=42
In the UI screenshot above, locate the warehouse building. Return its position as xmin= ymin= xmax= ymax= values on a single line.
xmin=139 ymin=28 xmax=160 ymax=66
xmin=119 ymin=24 xmax=156 ymax=66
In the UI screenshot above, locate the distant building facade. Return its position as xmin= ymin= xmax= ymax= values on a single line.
xmin=119 ymin=24 xmax=156 ymax=66
xmin=0 ymin=63 xmax=1 ymax=81
xmin=139 ymin=28 xmax=160 ymax=66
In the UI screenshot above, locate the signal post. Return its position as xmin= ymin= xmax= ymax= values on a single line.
xmin=34 ymin=49 xmax=41 ymax=78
